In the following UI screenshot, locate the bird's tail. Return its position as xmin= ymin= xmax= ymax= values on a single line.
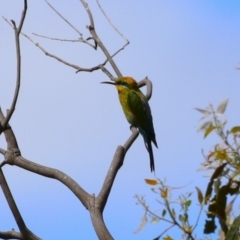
xmin=145 ymin=138 xmax=155 ymax=172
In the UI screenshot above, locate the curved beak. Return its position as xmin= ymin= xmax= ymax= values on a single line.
xmin=101 ymin=81 xmax=116 ymax=85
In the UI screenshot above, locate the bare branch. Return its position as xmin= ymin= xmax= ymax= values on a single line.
xmin=0 ymin=108 xmax=21 ymax=155
xmin=93 ymin=42 xmax=129 ymax=81
xmin=96 ymin=0 xmax=129 ymax=43
xmin=2 ymin=153 xmax=91 ymax=209
xmin=138 ymin=77 xmax=153 ymax=100
xmin=44 ymin=0 xmax=83 ymax=37
xmin=154 ymin=224 xmax=175 ymax=240
xmin=88 ymin=196 xmax=114 ymax=240
xmin=110 ymin=41 xmax=129 ymax=60
xmin=17 ymin=0 xmax=27 ymax=34
xmin=35 ymin=1 xmax=99 ymax=49
xmin=97 ymin=126 xmax=140 ymax=211
xmin=0 ymin=230 xmax=23 ymax=240
xmin=2 ymin=1 xmax=27 ymax=128
xmin=79 ymin=0 xmax=122 ymax=77
xmin=98 ymin=65 xmax=115 ymax=80
xmin=0 ymin=170 xmax=41 ymax=240
xmin=21 ymin=1 xmax=128 ymax=79
xmin=32 ymin=32 xmax=95 ymax=48
xmin=1 ymin=102 xmax=113 ymax=239
xmin=76 ymin=41 xmax=129 ymax=78
xmin=79 ymin=0 xmax=94 ymax=28
xmin=123 ymin=126 xmax=139 ymax=152
xmin=32 ymin=33 xmax=80 ymax=42
xmin=0 ymin=148 xmax=6 ymax=155
xmin=22 ymin=32 xmax=105 ymax=72
xmin=98 ymin=146 xmax=125 ymax=211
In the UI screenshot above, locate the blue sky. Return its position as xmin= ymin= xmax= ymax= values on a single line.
xmin=1 ymin=1 xmax=240 ymax=239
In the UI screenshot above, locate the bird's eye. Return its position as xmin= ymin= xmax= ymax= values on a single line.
xmin=119 ymin=81 xmax=128 ymax=87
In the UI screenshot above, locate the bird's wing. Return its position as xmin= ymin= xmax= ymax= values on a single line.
xmin=128 ymin=90 xmax=158 ymax=148
xmin=127 ymin=90 xmax=150 ymax=127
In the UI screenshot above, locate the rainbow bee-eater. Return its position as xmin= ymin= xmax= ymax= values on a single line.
xmin=102 ymin=77 xmax=158 ymax=172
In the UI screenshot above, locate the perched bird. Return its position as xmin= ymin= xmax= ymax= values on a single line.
xmin=102 ymin=77 xmax=158 ymax=172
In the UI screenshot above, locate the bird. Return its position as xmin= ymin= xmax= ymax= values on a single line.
xmin=101 ymin=77 xmax=158 ymax=172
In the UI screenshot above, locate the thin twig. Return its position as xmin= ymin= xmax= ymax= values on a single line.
xmin=135 ymin=195 xmax=173 ymax=224
xmin=77 ymin=41 xmax=129 ymax=76
xmin=193 ymin=205 xmax=204 ymax=231
xmin=33 ymin=32 xmax=92 ymax=43
xmin=32 ymin=32 xmax=96 ymax=48
xmin=79 ymin=0 xmax=122 ymax=77
xmin=45 ymin=0 xmax=83 ymax=37
xmin=98 ymin=65 xmax=115 ymax=80
xmin=164 ymin=197 xmax=195 ymax=240
xmin=2 ymin=0 xmax=27 ymax=128
xmin=96 ymin=0 xmax=129 ymax=43
xmin=154 ymin=224 xmax=175 ymax=240
xmin=22 ymin=32 xmax=107 ymax=72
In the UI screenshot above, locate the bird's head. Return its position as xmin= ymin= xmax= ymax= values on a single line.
xmin=101 ymin=77 xmax=138 ymax=92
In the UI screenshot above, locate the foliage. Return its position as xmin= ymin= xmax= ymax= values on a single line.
xmin=135 ymin=99 xmax=240 ymax=239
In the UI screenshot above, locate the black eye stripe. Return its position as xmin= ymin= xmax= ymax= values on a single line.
xmin=119 ymin=81 xmax=128 ymax=87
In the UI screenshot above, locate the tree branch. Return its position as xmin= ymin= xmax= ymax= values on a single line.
xmin=2 ymin=0 xmax=27 ymax=129
xmin=0 ymin=169 xmax=41 ymax=240
xmin=138 ymin=77 xmax=153 ymax=100
xmin=32 ymin=32 xmax=95 ymax=46
xmin=44 ymin=0 xmax=83 ymax=38
xmin=0 ymin=230 xmax=23 ymax=240
xmin=21 ymin=32 xmax=118 ymax=75
xmin=88 ymin=196 xmax=114 ymax=240
xmin=79 ymin=0 xmax=122 ymax=77
xmin=97 ymin=146 xmax=125 ymax=211
xmin=2 ymin=152 xmax=91 ymax=209
xmin=96 ymin=0 xmax=129 ymax=43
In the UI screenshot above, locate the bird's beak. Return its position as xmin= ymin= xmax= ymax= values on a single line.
xmin=101 ymin=81 xmax=116 ymax=85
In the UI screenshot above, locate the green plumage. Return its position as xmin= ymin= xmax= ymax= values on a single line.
xmin=102 ymin=77 xmax=158 ymax=172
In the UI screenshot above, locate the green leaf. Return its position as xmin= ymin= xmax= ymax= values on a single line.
xmin=195 ymin=187 xmax=203 ymax=204
xmin=162 ymin=209 xmax=167 ymax=217
xmin=230 ymin=126 xmax=240 ymax=134
xmin=185 ymin=200 xmax=192 ymax=207
xmin=172 ymin=208 xmax=176 ymax=218
xmin=216 ymin=99 xmax=228 ymax=114
xmin=151 ymin=216 xmax=160 ymax=224
xmin=199 ymin=121 xmax=212 ymax=131
xmin=179 ymin=214 xmax=185 ymax=222
xmin=225 ymin=215 xmax=240 ymax=240
xmin=163 ymin=236 xmax=173 ymax=240
xmin=204 ymin=125 xmax=216 ymax=138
